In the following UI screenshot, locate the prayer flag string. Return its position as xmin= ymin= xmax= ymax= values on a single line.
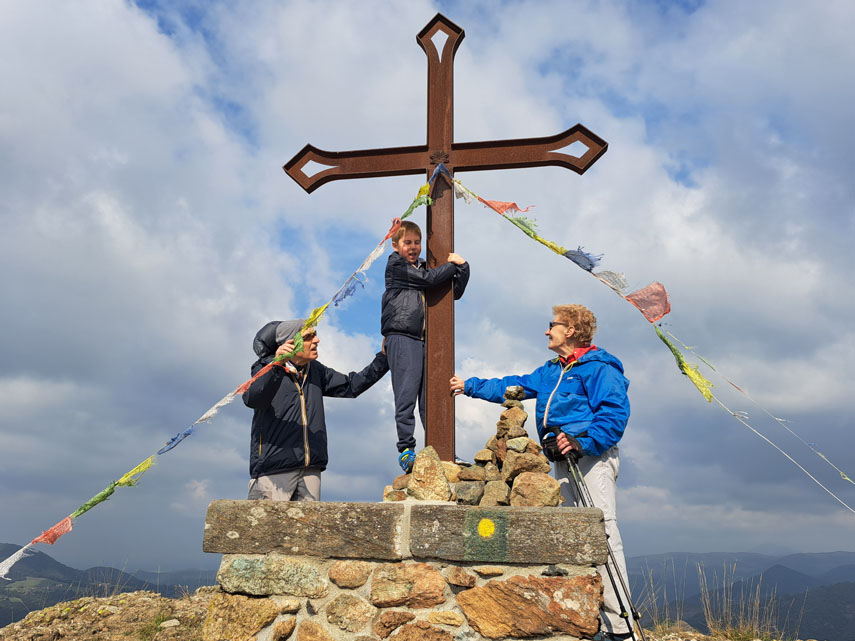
xmin=4 ymin=171 xmax=852 ymax=579
xmin=663 ymin=329 xmax=854 ymax=486
xmin=444 ymin=172 xmax=853 ymax=515
xmin=711 ymin=392 xmax=855 ymax=516
xmin=296 ymin=186 xmax=433 ymax=339
xmin=449 ymin=175 xmax=670 ymax=322
xmin=0 ymin=183 xmax=439 ymax=580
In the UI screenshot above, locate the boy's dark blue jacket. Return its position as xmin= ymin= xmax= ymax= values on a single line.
xmin=242 ymin=320 xmax=388 ymax=478
xmin=381 ymin=253 xmax=470 ymax=339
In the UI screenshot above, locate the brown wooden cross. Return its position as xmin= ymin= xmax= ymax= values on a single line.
xmin=284 ymin=14 xmax=607 ymax=462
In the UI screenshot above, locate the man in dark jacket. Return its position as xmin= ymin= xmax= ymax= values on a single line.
xmin=242 ymin=319 xmax=388 ymax=501
xmin=381 ymin=220 xmax=470 ymax=472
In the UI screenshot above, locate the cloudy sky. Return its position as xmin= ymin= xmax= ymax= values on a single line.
xmin=1 ymin=0 xmax=853 ymax=573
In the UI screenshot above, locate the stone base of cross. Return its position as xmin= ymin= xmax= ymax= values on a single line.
xmin=284 ymin=14 xmax=607 ymax=461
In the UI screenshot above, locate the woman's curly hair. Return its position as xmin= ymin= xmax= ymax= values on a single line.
xmin=552 ymin=304 xmax=597 ymax=346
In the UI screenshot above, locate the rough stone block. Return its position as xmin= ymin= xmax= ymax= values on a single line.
xmin=373 ymin=610 xmax=415 ymax=638
xmin=201 ymin=592 xmax=280 ymax=641
xmin=525 ymin=438 xmax=543 ymax=455
xmin=507 ymin=424 xmax=529 ymax=439
xmin=369 ymin=562 xmax=447 ymax=608
xmin=509 ymin=471 xmax=562 ymax=507
xmin=324 ymin=593 xmax=376 ymax=632
xmin=409 ymin=505 xmax=607 ymax=565
xmin=429 ymin=610 xmax=465 ymax=626
xmin=484 ymin=462 xmax=501 ymax=481
xmin=473 ymin=448 xmax=494 ymax=464
xmin=392 ymin=620 xmax=455 ymax=640
xmin=272 ymin=617 xmax=296 ymax=641
xmin=497 ymin=406 xmax=527 ymax=431
xmin=503 ymin=385 xmax=526 ymax=400
xmin=457 ymin=573 xmax=602 ymax=639
xmin=295 ymin=620 xmax=334 ymax=640
xmin=479 ymin=480 xmax=510 ymax=507
xmin=453 ymin=481 xmax=485 ymax=505
xmin=203 ymin=500 xmax=404 ymax=559
xmin=458 ymin=465 xmax=486 ymax=481
xmin=443 ymin=566 xmax=476 ymax=588
xmin=217 ymin=555 xmax=328 ymax=597
xmin=329 ymin=560 xmax=373 ymax=588
xmin=383 ymin=487 xmax=408 ymax=502
xmin=408 ymin=446 xmax=451 ymax=501
xmin=272 ymin=596 xmax=301 ymax=612
xmin=441 ymin=461 xmax=462 ymax=483
xmin=392 ymin=474 xmax=410 ymax=490
xmin=501 ymin=450 xmax=551 ymax=481
xmin=506 ymin=437 xmax=530 ymax=452
xmin=474 ymin=566 xmax=505 ymax=577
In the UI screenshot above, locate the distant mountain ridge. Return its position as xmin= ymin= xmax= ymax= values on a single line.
xmin=627 ymin=550 xmax=855 ymax=598
xmin=627 ymin=551 xmax=855 ymax=641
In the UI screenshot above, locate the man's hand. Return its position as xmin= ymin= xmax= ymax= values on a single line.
xmin=450 ymin=374 xmax=465 ymax=396
xmin=275 ymin=340 xmax=295 ymax=358
xmin=447 ymin=252 xmax=465 ymax=265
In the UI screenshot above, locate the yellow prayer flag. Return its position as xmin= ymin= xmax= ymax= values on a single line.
xmin=303 ymin=303 xmax=330 ymax=329
xmin=683 ymin=364 xmax=714 ymax=402
xmin=116 ymin=456 xmax=155 ymax=487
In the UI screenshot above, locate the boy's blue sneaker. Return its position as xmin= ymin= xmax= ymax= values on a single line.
xmin=398 ymin=448 xmax=416 ymax=473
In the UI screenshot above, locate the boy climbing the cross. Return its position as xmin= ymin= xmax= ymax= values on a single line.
xmin=382 ymin=220 xmax=470 ymax=473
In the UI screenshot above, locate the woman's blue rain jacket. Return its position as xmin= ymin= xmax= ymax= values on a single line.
xmin=463 ymin=347 xmax=630 ymax=457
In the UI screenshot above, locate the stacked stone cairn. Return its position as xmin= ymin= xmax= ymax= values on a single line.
xmin=382 ymin=386 xmax=563 ymax=508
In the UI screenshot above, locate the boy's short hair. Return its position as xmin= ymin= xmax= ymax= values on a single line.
xmin=552 ymin=304 xmax=597 ymax=346
xmin=392 ymin=220 xmax=422 ymax=244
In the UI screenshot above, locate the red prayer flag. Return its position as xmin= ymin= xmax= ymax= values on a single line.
xmin=234 ymin=362 xmax=283 ymax=395
xmin=30 ymin=517 xmax=73 ymax=545
xmin=477 ymin=197 xmax=531 ymax=215
xmin=625 ymin=282 xmax=671 ymax=322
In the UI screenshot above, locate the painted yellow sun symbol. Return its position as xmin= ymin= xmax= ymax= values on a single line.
xmin=477 ymin=518 xmax=495 ymax=539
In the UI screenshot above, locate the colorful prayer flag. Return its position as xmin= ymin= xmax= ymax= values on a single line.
xmin=30 ymin=517 xmax=73 ymax=545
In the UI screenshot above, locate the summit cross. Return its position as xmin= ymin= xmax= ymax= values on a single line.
xmin=284 ymin=13 xmax=608 ymax=462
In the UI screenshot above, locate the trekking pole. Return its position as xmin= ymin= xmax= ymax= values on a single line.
xmin=543 ymin=433 xmax=647 ymax=641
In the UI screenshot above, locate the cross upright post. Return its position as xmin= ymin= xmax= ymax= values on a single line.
xmin=284 ymin=14 xmax=608 ymax=462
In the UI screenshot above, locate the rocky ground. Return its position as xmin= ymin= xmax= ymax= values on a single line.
xmin=0 ymin=587 xmax=727 ymax=641
xmin=0 ymin=588 xmax=214 ymax=641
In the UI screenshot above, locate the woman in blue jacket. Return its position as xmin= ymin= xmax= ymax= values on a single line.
xmin=450 ymin=304 xmax=634 ymax=641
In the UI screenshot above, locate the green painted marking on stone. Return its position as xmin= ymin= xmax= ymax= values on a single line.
xmin=463 ymin=508 xmax=509 ymax=562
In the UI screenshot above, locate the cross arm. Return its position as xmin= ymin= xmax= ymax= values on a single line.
xmin=283 ymin=143 xmax=431 ymax=193
xmin=451 ymin=124 xmax=607 ymax=175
